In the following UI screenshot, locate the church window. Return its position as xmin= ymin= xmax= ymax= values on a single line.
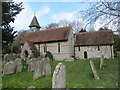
xmin=58 ymin=43 xmax=60 ymax=53
xmin=78 ymin=46 xmax=80 ymax=51
xmin=44 ymin=44 xmax=47 ymax=53
xmin=38 ymin=44 xmax=40 ymax=51
xmin=98 ymin=46 xmax=100 ymax=51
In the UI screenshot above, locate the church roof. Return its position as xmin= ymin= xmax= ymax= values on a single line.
xmin=75 ymin=30 xmax=113 ymax=46
xmin=22 ymin=26 xmax=71 ymax=44
xmin=29 ymin=16 xmax=41 ymax=28
xmin=25 ymin=40 xmax=37 ymax=51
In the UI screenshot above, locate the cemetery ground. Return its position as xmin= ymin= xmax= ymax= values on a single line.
xmin=2 ymin=57 xmax=119 ymax=88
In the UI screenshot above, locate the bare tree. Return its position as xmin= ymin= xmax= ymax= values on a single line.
xmin=45 ymin=23 xmax=59 ymax=29
xmin=80 ymin=1 xmax=120 ymax=32
xmin=58 ymin=19 xmax=85 ymax=34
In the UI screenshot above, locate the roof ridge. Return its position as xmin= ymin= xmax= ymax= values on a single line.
xmin=27 ymin=26 xmax=71 ymax=34
xmin=77 ymin=30 xmax=112 ymax=35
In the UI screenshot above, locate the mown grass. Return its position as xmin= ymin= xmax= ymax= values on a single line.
xmin=2 ymin=57 xmax=119 ymax=88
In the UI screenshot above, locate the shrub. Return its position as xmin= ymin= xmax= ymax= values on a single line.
xmin=33 ymin=51 xmax=40 ymax=58
xmin=45 ymin=51 xmax=53 ymax=61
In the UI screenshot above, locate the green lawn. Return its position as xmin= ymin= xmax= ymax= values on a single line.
xmin=2 ymin=57 xmax=119 ymax=88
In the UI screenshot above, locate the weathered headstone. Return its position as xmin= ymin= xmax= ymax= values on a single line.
xmin=15 ymin=58 xmax=22 ymax=73
xmin=4 ymin=54 xmax=10 ymax=59
xmin=90 ymin=60 xmax=100 ymax=80
xmin=100 ymin=55 xmax=104 ymax=69
xmin=52 ymin=63 xmax=66 ymax=88
xmin=42 ymin=58 xmax=51 ymax=76
xmin=33 ymin=58 xmax=51 ymax=81
xmin=3 ymin=61 xmax=15 ymax=75
xmin=28 ymin=59 xmax=38 ymax=72
xmin=33 ymin=60 xmax=43 ymax=81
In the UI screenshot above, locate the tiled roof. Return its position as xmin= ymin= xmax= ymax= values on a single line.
xmin=75 ymin=30 xmax=113 ymax=46
xmin=29 ymin=16 xmax=41 ymax=28
xmin=22 ymin=26 xmax=71 ymax=43
xmin=25 ymin=40 xmax=37 ymax=51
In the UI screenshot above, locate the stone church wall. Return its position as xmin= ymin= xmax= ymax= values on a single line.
xmin=21 ymin=43 xmax=34 ymax=60
xmin=34 ymin=29 xmax=75 ymax=61
xmin=35 ymin=41 xmax=71 ymax=61
xmin=75 ymin=45 xmax=114 ymax=59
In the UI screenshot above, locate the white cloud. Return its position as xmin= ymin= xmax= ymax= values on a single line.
xmin=51 ymin=11 xmax=78 ymax=22
xmin=94 ymin=15 xmax=118 ymax=31
xmin=10 ymin=2 xmax=50 ymax=32
xmin=36 ymin=6 xmax=50 ymax=20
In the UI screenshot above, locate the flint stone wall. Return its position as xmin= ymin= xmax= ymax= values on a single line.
xmin=75 ymin=45 xmax=114 ymax=59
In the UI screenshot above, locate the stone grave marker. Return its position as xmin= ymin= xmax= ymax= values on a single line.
xmin=3 ymin=61 xmax=15 ymax=75
xmin=15 ymin=58 xmax=22 ymax=73
xmin=33 ymin=58 xmax=51 ymax=81
xmin=28 ymin=59 xmax=38 ymax=72
xmin=33 ymin=60 xmax=43 ymax=81
xmin=52 ymin=63 xmax=66 ymax=88
xmin=100 ymin=55 xmax=104 ymax=69
xmin=90 ymin=60 xmax=100 ymax=80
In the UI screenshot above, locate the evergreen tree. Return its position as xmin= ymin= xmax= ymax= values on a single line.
xmin=2 ymin=2 xmax=23 ymax=54
xmin=79 ymin=28 xmax=86 ymax=32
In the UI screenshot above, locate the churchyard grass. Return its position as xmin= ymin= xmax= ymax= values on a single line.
xmin=2 ymin=57 xmax=119 ymax=88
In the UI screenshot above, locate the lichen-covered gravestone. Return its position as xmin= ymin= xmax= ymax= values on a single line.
xmin=52 ymin=63 xmax=66 ymax=88
xmin=90 ymin=60 xmax=100 ymax=80
xmin=3 ymin=61 xmax=15 ymax=75
xmin=100 ymin=55 xmax=104 ymax=69
xmin=42 ymin=58 xmax=51 ymax=76
xmin=15 ymin=58 xmax=22 ymax=73
xmin=28 ymin=59 xmax=38 ymax=72
xmin=33 ymin=58 xmax=51 ymax=81
xmin=33 ymin=60 xmax=43 ymax=81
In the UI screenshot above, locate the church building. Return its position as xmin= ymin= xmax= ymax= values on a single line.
xmin=21 ymin=15 xmax=114 ymax=60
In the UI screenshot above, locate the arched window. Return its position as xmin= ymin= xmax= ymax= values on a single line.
xmin=58 ymin=43 xmax=60 ymax=53
xmin=44 ymin=44 xmax=47 ymax=53
xmin=25 ymin=50 xmax=29 ymax=57
xmin=84 ymin=51 xmax=87 ymax=59
xmin=98 ymin=46 xmax=100 ymax=51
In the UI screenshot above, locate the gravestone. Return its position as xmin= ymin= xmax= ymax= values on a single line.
xmin=28 ymin=59 xmax=38 ymax=72
xmin=52 ymin=63 xmax=66 ymax=88
xmin=90 ymin=60 xmax=100 ymax=80
xmin=4 ymin=54 xmax=11 ymax=59
xmin=33 ymin=60 xmax=43 ymax=81
xmin=33 ymin=58 xmax=51 ymax=81
xmin=15 ymin=58 xmax=22 ymax=73
xmin=100 ymin=55 xmax=104 ymax=69
xmin=42 ymin=58 xmax=51 ymax=76
xmin=3 ymin=61 xmax=15 ymax=75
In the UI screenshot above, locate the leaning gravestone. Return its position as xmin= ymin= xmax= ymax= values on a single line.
xmin=100 ymin=55 xmax=104 ymax=69
xmin=90 ymin=60 xmax=100 ymax=80
xmin=52 ymin=63 xmax=66 ymax=88
xmin=3 ymin=61 xmax=15 ymax=75
xmin=15 ymin=58 xmax=22 ymax=73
